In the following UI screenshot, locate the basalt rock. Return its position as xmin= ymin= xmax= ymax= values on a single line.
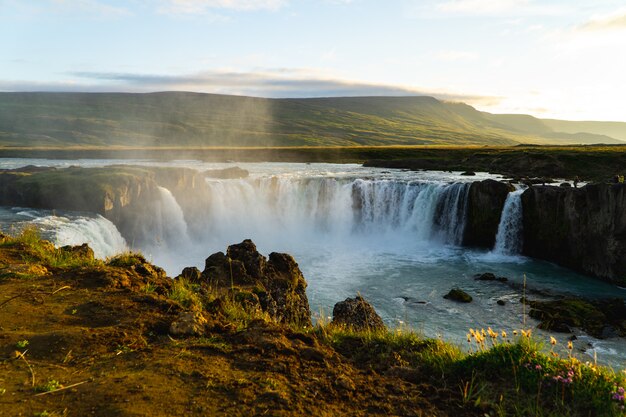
xmin=177 ymin=266 xmax=202 ymax=283
xmin=443 ymin=288 xmax=473 ymax=303
xmin=59 ymin=243 xmax=95 ymax=261
xmin=464 ymin=179 xmax=515 ymax=248
xmin=201 ymin=240 xmax=312 ymax=327
xmin=331 ymin=295 xmax=386 ymax=332
xmin=522 ymin=183 xmax=626 ymax=284
xmin=528 ymin=297 xmax=626 ymax=338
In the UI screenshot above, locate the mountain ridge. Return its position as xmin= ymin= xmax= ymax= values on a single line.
xmin=0 ymin=91 xmax=623 ymax=147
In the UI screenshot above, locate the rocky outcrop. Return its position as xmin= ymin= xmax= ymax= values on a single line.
xmin=528 ymin=297 xmax=626 ymax=338
xmin=522 ymin=184 xmax=626 ymax=284
xmin=464 ymin=179 xmax=514 ymax=248
xmin=331 ymin=295 xmax=386 ymax=332
xmin=204 ymin=167 xmax=249 ymax=179
xmin=201 ymin=240 xmax=312 ymax=327
xmin=443 ymin=288 xmax=473 ymax=303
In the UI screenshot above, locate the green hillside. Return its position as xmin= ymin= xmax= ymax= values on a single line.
xmin=0 ymin=92 xmax=622 ymax=147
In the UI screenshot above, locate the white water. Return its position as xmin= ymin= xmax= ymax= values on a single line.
xmin=493 ymin=189 xmax=525 ymax=255
xmin=2 ymin=160 xmax=626 ymax=368
xmin=23 ymin=212 xmax=127 ymax=259
xmin=155 ymin=186 xmax=190 ymax=247
xmin=198 ymin=178 xmax=470 ymax=248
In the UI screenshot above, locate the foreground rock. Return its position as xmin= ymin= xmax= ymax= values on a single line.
xmin=200 ymin=239 xmax=312 ymax=327
xmin=522 ymin=184 xmax=626 ymax=284
xmin=331 ymin=295 xmax=386 ymax=332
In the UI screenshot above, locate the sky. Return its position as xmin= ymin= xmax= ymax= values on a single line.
xmin=1 ymin=0 xmax=626 ymax=121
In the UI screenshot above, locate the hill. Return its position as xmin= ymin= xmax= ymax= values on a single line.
xmin=0 ymin=92 xmax=623 ymax=147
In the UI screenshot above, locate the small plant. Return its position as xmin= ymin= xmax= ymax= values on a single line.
xmin=33 ymin=411 xmax=50 ymax=417
xmin=35 ymin=379 xmax=61 ymax=393
xmin=143 ymin=283 xmax=157 ymax=294
xmin=167 ymin=278 xmax=203 ymax=310
xmin=15 ymin=340 xmax=29 ymax=349
xmin=0 ymin=387 xmax=6 ymax=395
xmin=107 ymin=252 xmax=145 ymax=268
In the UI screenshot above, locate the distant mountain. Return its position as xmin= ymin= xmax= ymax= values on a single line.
xmin=0 ymin=92 xmax=622 ymax=147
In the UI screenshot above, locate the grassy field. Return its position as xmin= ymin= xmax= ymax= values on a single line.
xmin=1 ymin=92 xmax=625 ymax=148
xmin=2 ymin=144 xmax=626 ymax=181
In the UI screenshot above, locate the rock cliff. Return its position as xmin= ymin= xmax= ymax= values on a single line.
xmin=522 ymin=183 xmax=626 ymax=284
xmin=464 ymin=179 xmax=514 ymax=248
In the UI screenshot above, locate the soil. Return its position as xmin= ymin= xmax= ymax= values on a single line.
xmin=0 ymin=243 xmax=476 ymax=417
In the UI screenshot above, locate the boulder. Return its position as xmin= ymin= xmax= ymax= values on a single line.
xmin=474 ymin=272 xmax=508 ymax=283
xmin=177 ymin=266 xmax=202 ymax=283
xmin=169 ymin=311 xmax=208 ymax=336
xmin=331 ymin=295 xmax=386 ymax=332
xmin=200 ymin=240 xmax=312 ymax=327
xmin=59 ymin=243 xmax=95 ymax=261
xmin=443 ymin=288 xmax=473 ymax=303
xmin=464 ymin=180 xmax=515 ymax=248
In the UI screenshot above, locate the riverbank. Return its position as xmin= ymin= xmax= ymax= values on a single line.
xmin=1 ymin=230 xmax=625 ymax=416
xmin=2 ymin=145 xmax=626 ymax=182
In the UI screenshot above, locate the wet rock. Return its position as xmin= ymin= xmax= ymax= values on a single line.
xmin=528 ymin=297 xmax=626 ymax=338
xmin=474 ymin=273 xmax=508 ymax=283
xmin=461 ymin=171 xmax=476 ymax=176
xmin=464 ymin=180 xmax=515 ymax=248
xmin=331 ymin=295 xmax=386 ymax=332
xmin=522 ymin=184 xmax=626 ymax=284
xmin=497 ymin=300 xmax=506 ymax=306
xmin=559 ymin=182 xmax=572 ymax=187
xmin=443 ymin=288 xmax=473 ymax=303
xmin=169 ymin=311 xmax=208 ymax=336
xmin=200 ymin=240 xmax=312 ymax=327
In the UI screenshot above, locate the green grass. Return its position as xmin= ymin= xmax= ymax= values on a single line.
xmin=107 ymin=252 xmax=147 ymax=268
xmin=1 ymin=92 xmax=624 ymax=149
xmin=316 ymin=323 xmax=626 ymax=416
xmin=1 ymin=227 xmax=100 ymax=269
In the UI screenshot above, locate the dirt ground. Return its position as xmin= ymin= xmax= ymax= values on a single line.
xmin=0 ymin=242 xmax=479 ymax=417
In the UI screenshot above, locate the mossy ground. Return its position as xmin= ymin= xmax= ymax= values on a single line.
xmin=1 ymin=230 xmax=625 ymax=416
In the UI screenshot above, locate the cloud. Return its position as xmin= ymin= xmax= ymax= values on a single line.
xmin=157 ymin=0 xmax=287 ymax=14
xmin=0 ymin=69 xmax=497 ymax=106
xmin=435 ymin=0 xmax=568 ymax=17
xmin=578 ymin=8 xmax=626 ymax=32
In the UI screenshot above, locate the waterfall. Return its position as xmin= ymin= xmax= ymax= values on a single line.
xmin=493 ymin=189 xmax=525 ymax=255
xmin=155 ymin=186 xmax=190 ymax=247
xmin=33 ymin=214 xmax=128 ymax=259
xmin=198 ymin=177 xmax=470 ymax=245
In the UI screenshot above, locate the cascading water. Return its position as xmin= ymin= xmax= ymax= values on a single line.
xmin=31 ymin=214 xmax=128 ymax=259
xmin=198 ymin=177 xmax=471 ymax=246
xmin=155 ymin=186 xmax=190 ymax=247
xmin=493 ymin=189 xmax=525 ymax=255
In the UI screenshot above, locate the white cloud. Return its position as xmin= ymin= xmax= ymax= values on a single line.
xmin=578 ymin=8 xmax=626 ymax=32
xmin=158 ymin=0 xmax=287 ymax=14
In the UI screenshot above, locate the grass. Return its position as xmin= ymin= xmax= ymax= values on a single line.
xmin=315 ymin=322 xmax=626 ymax=416
xmin=35 ymin=379 xmax=61 ymax=393
xmin=107 ymin=252 xmax=147 ymax=268
xmin=1 ymin=227 xmax=100 ymax=269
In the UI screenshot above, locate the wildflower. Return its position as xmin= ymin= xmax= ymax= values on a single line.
xmin=513 ymin=330 xmax=518 ymax=336
xmin=501 ymin=330 xmax=507 ymax=338
xmin=535 ymin=364 xmax=542 ymax=371
xmin=567 ymin=341 xmax=573 ymax=350
xmin=550 ymin=336 xmax=557 ymax=345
